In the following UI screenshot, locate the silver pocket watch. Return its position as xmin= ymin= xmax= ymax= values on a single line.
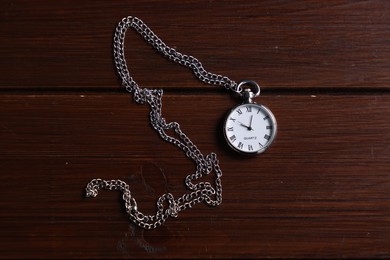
xmin=223 ymin=80 xmax=277 ymax=155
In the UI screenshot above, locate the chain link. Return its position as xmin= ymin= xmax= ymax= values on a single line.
xmin=85 ymin=16 xmax=228 ymax=229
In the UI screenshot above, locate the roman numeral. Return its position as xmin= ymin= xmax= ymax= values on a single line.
xmin=229 ymin=117 xmax=236 ymax=122
xmin=238 ymin=142 xmax=243 ymax=149
xmin=259 ymin=142 xmax=264 ymax=147
xmin=264 ymin=134 xmax=270 ymax=140
xmin=248 ymin=144 xmax=253 ymax=151
xmin=236 ymin=109 xmax=242 ymax=115
xmin=266 ymin=125 xmax=272 ymax=129
xmin=229 ymin=135 xmax=236 ymax=142
xmin=227 ymin=127 xmax=234 ymax=131
xmin=246 ymin=106 xmax=252 ymax=112
xmin=263 ymin=115 xmax=270 ymax=120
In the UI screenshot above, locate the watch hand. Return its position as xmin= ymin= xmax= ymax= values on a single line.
xmin=237 ymin=120 xmax=254 ymax=131
xmin=248 ymin=115 xmax=253 ymax=131
xmin=237 ymin=121 xmax=250 ymax=129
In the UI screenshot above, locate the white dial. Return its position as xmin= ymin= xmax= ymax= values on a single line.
xmin=224 ymin=103 xmax=277 ymax=154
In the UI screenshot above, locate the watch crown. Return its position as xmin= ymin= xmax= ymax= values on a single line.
xmin=243 ymin=89 xmax=255 ymax=103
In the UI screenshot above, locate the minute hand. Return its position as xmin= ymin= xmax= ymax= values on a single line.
xmin=249 ymin=115 xmax=253 ymax=130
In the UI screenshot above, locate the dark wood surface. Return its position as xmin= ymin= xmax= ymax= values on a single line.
xmin=1 ymin=1 xmax=390 ymax=258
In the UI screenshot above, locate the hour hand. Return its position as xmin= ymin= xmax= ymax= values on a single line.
xmin=238 ymin=121 xmax=249 ymax=128
xmin=237 ymin=121 xmax=253 ymax=130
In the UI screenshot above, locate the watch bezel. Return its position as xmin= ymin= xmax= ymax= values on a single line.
xmin=223 ymin=103 xmax=277 ymax=155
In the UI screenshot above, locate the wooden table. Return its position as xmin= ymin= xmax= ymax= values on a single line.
xmin=1 ymin=1 xmax=390 ymax=258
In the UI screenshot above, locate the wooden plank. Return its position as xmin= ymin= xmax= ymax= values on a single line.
xmin=1 ymin=93 xmax=390 ymax=258
xmin=1 ymin=0 xmax=390 ymax=89
xmin=2 ymin=92 xmax=390 ymax=159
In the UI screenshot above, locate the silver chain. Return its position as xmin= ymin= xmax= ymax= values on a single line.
xmin=85 ymin=16 xmax=233 ymax=229
xmin=112 ymin=16 xmax=241 ymax=94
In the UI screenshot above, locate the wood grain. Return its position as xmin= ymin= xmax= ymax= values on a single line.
xmin=1 ymin=0 xmax=390 ymax=259
xmin=1 ymin=93 xmax=390 ymax=258
xmin=1 ymin=0 xmax=390 ymax=89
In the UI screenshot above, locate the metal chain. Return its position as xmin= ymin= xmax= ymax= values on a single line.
xmin=85 ymin=16 xmax=228 ymax=229
xmin=113 ymin=16 xmax=241 ymax=94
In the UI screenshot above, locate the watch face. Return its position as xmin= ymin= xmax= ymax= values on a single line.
xmin=224 ymin=103 xmax=277 ymax=154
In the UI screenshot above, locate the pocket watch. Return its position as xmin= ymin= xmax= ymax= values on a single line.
xmin=86 ymin=17 xmax=278 ymax=230
xmin=223 ymin=80 xmax=277 ymax=155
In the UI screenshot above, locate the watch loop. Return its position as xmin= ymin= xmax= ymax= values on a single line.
xmin=237 ymin=80 xmax=261 ymax=98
